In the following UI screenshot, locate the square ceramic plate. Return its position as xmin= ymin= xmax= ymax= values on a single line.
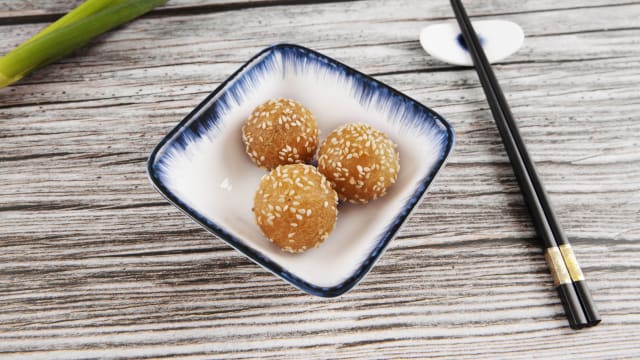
xmin=147 ymin=44 xmax=455 ymax=297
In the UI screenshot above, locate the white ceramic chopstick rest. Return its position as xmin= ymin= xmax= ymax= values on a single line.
xmin=419 ymin=20 xmax=524 ymax=66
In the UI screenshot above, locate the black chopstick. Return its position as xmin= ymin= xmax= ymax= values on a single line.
xmin=450 ymin=0 xmax=601 ymax=329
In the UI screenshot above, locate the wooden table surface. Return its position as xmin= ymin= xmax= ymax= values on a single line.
xmin=1 ymin=0 xmax=639 ymax=358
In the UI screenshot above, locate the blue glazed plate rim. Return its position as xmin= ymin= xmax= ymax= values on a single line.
xmin=146 ymin=43 xmax=455 ymax=297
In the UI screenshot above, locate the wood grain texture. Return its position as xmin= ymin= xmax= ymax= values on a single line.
xmin=1 ymin=0 xmax=639 ymax=358
xmin=0 ymin=0 xmax=359 ymax=24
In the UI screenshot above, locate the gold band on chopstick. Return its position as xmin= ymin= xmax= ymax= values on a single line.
xmin=545 ymin=247 xmax=571 ymax=286
xmin=559 ymin=244 xmax=585 ymax=282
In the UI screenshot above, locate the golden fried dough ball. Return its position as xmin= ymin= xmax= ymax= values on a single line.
xmin=318 ymin=123 xmax=400 ymax=203
xmin=253 ymin=164 xmax=338 ymax=253
xmin=242 ymin=98 xmax=319 ymax=169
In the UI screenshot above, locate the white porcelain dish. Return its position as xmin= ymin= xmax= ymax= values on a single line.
xmin=420 ymin=20 xmax=524 ymax=66
xmin=147 ymin=44 xmax=455 ymax=297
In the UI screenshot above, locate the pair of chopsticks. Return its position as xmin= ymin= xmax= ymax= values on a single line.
xmin=450 ymin=0 xmax=601 ymax=329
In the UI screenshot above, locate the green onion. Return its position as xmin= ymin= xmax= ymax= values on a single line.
xmin=26 ymin=0 xmax=132 ymax=45
xmin=0 ymin=0 xmax=167 ymax=89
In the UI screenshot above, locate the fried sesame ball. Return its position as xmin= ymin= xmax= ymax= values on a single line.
xmin=318 ymin=123 xmax=400 ymax=203
xmin=253 ymin=164 xmax=339 ymax=253
xmin=242 ymin=98 xmax=319 ymax=169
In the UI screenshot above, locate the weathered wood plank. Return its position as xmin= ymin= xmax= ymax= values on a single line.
xmin=0 ymin=0 xmax=636 ymax=20
xmin=0 ymin=0 xmax=309 ymax=21
xmin=0 ymin=0 xmax=639 ymax=358
xmin=1 ymin=2 xmax=639 ymax=105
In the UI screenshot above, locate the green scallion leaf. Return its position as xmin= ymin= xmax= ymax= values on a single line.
xmin=0 ymin=0 xmax=167 ymax=89
xmin=26 ymin=0 xmax=132 ymax=45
